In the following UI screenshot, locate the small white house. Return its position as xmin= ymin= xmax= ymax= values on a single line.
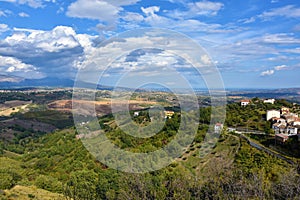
xmin=264 ymin=99 xmax=275 ymax=104
xmin=272 ymin=118 xmax=287 ymax=125
xmin=228 ymin=127 xmax=236 ymax=132
xmin=133 ymin=111 xmax=139 ymax=117
xmin=281 ymin=107 xmax=290 ymax=115
xmin=278 ymin=118 xmax=287 ymax=124
xmin=240 ymin=100 xmax=250 ymax=106
xmin=214 ymin=123 xmax=223 ymax=133
xmin=164 ymin=111 xmax=175 ymax=119
xmin=275 ymin=134 xmax=289 ymax=144
xmin=283 ymin=115 xmax=298 ymax=124
xmin=272 ymin=123 xmax=286 ymax=134
xmin=266 ymin=110 xmax=280 ymax=121
xmin=283 ymin=113 xmax=299 ymax=120
xmin=292 ymin=120 xmax=300 ymax=126
xmin=286 ymin=126 xmax=298 ymax=135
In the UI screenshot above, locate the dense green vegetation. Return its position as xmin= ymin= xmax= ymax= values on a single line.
xmin=0 ymin=90 xmax=72 ymax=104
xmin=19 ymin=110 xmax=73 ymax=129
xmin=0 ymin=91 xmax=299 ymax=199
xmin=0 ymin=127 xmax=299 ymax=199
xmin=0 ymin=113 xmax=299 ymax=199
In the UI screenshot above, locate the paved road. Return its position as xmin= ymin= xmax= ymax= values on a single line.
xmin=232 ymin=130 xmax=296 ymax=165
xmin=229 ymin=127 xmax=266 ymax=135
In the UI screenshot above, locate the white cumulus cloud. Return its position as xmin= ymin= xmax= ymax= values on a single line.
xmin=141 ymin=6 xmax=160 ymax=16
xmin=274 ymin=65 xmax=287 ymax=71
xmin=0 ymin=26 xmax=97 ymax=79
xmin=0 ymin=24 xmax=9 ymax=33
xmin=67 ymin=0 xmax=119 ymax=23
xmin=18 ymin=12 xmax=29 ymax=17
xmin=66 ymin=0 xmax=140 ymax=30
xmin=190 ymin=0 xmax=224 ymax=16
xmin=260 ymin=69 xmax=274 ymax=76
xmin=0 ymin=0 xmax=44 ymax=8
xmin=0 ymin=55 xmax=44 ymax=78
xmin=260 ymin=65 xmax=288 ymax=77
xmin=122 ymin=12 xmax=144 ymax=22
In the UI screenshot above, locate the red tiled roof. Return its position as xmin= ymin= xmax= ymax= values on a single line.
xmin=240 ymin=99 xmax=250 ymax=102
xmin=272 ymin=117 xmax=281 ymax=120
xmin=276 ymin=134 xmax=289 ymax=139
xmin=279 ymin=125 xmax=286 ymax=129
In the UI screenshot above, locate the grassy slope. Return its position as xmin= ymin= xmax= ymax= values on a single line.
xmin=2 ymin=185 xmax=64 ymax=200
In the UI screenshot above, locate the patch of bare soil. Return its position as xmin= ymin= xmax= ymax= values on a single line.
xmin=48 ymin=100 xmax=157 ymax=116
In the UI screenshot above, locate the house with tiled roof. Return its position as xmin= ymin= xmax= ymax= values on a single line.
xmin=240 ymin=99 xmax=250 ymax=106
xmin=214 ymin=123 xmax=223 ymax=133
xmin=264 ymin=99 xmax=275 ymax=104
xmin=164 ymin=110 xmax=174 ymax=118
xmin=292 ymin=119 xmax=300 ymax=126
xmin=286 ymin=126 xmax=298 ymax=135
xmin=281 ymin=107 xmax=290 ymax=115
xmin=275 ymin=134 xmax=289 ymax=144
xmin=272 ymin=123 xmax=286 ymax=134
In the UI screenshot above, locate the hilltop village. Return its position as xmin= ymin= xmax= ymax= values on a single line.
xmin=239 ymin=98 xmax=300 ymax=144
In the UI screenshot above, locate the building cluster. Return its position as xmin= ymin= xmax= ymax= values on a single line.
xmin=240 ymin=98 xmax=275 ymax=106
xmin=240 ymin=98 xmax=300 ymax=144
xmin=267 ymin=107 xmax=300 ymax=143
xmin=164 ymin=111 xmax=175 ymax=119
xmin=133 ymin=110 xmax=175 ymax=119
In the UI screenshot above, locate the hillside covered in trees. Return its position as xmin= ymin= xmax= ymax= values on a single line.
xmin=0 ymin=91 xmax=299 ymax=199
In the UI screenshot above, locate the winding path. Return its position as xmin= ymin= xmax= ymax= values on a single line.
xmin=230 ymin=129 xmax=296 ymax=165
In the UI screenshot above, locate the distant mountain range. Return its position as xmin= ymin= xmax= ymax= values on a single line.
xmin=227 ymin=88 xmax=300 ymax=97
xmin=0 ymin=75 xmax=74 ymax=88
xmin=0 ymin=75 xmax=299 ymax=103
xmin=0 ymin=75 xmax=123 ymax=91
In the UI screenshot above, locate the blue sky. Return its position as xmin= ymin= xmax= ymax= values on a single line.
xmin=0 ymin=0 xmax=299 ymax=89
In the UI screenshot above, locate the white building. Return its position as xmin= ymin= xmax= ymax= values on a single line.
xmin=133 ymin=111 xmax=139 ymax=117
xmin=228 ymin=127 xmax=236 ymax=132
xmin=283 ymin=113 xmax=299 ymax=123
xmin=214 ymin=123 xmax=223 ymax=133
xmin=292 ymin=120 xmax=300 ymax=126
xmin=164 ymin=111 xmax=174 ymax=119
xmin=286 ymin=126 xmax=298 ymax=135
xmin=275 ymin=134 xmax=289 ymax=144
xmin=272 ymin=123 xmax=286 ymax=134
xmin=266 ymin=110 xmax=280 ymax=121
xmin=264 ymin=99 xmax=275 ymax=104
xmin=283 ymin=113 xmax=298 ymax=118
xmin=240 ymin=100 xmax=250 ymax=106
xmin=281 ymin=107 xmax=290 ymax=115
xmin=277 ymin=118 xmax=287 ymax=125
